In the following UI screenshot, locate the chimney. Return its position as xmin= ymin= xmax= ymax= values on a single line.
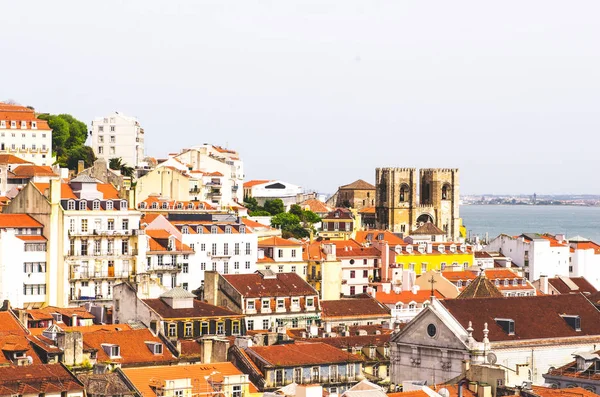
xmin=49 ymin=178 xmax=61 ymax=205
xmin=71 ymin=314 xmax=77 ymax=326
xmin=540 ymin=275 xmax=549 ymax=294
xmin=77 ymin=160 xmax=85 ymax=174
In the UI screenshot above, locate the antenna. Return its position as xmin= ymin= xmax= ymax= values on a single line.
xmin=487 ymin=352 xmax=497 ymax=364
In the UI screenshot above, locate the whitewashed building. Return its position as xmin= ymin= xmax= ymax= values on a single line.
xmin=90 ymin=112 xmax=145 ymax=168
xmin=0 ymin=103 xmax=52 ymax=165
xmin=0 ymin=214 xmax=48 ymax=308
xmin=390 ymin=294 xmax=600 ymax=386
xmin=243 ymin=179 xmax=303 ymax=210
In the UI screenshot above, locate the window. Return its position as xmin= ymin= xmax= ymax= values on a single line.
xmin=175 ymin=390 xmax=184 ymax=397
xmin=234 ymin=261 xmax=239 ymax=270
xmin=110 ymin=125 xmax=115 ymax=132
xmin=235 ymin=243 xmax=240 ymax=255
xmin=312 ymin=367 xmax=320 ymax=382
xmin=278 ymin=265 xmax=284 ymax=272
xmin=106 ymin=200 xmax=113 ymax=210
xmin=122 ymin=219 xmax=129 ymax=230
xmin=184 ymin=322 xmax=193 ymax=337
xmin=350 ymin=286 xmax=356 ymax=295
xmin=110 ymin=135 xmax=115 ymax=143
xmin=245 ymin=261 xmax=251 ymax=269
xmin=197 ymin=226 xmax=203 ymax=234
xmin=247 ymin=320 xmax=254 ymax=330
xmin=277 ymin=298 xmax=285 ymax=310
xmin=217 ymin=322 xmax=224 ymax=334
xmin=79 ymin=200 xmax=87 ymax=210
xmin=233 ymin=385 xmax=242 ymax=397
xmin=182 ymin=226 xmax=189 ymax=234
xmin=211 ymin=226 xmax=218 ymax=234
xmin=107 ymin=219 xmax=114 ymax=230
xmin=239 ymin=225 xmax=246 ymax=234
xmin=81 ymin=219 xmax=88 ymax=233
xmin=262 ymin=299 xmax=270 ymax=309
xmin=225 ymin=226 xmax=232 ymax=234
xmin=363 ymin=270 xmax=368 ymax=278
xmin=263 ymin=319 xmax=270 ymax=329
xmin=201 ymin=262 xmax=206 ymax=270
xmin=182 ymin=282 xmax=188 ymax=290
xmin=495 ymin=318 xmax=515 ymax=335
xmin=183 ymin=263 xmax=188 ymax=273
xmin=69 ymin=219 xmax=76 ymax=233
xmin=562 ymin=315 xmax=581 ymax=331
xmin=67 ymin=200 xmax=75 ymax=210
xmin=246 ymin=243 xmax=251 ymax=255
xmin=92 ymin=200 xmax=100 ymax=210
xmin=168 ymin=323 xmax=177 ymax=337
xmin=306 ymin=297 xmax=314 ymax=308
xmin=224 ymin=262 xmax=229 ymax=274
xmin=233 ymin=321 xmax=240 ymax=335
xmin=247 ymin=299 xmax=256 ymax=310
xmin=212 ymin=262 xmax=217 ymax=271
xmin=200 ymin=243 xmax=206 ymax=251
xmin=109 ymin=146 xmax=115 ymax=155
xmin=350 ymin=270 xmax=355 ymax=278
xmin=291 ymin=265 xmax=296 ymax=273
xmin=211 ymin=243 xmax=217 ymax=255
xmin=278 ymin=249 xmax=283 ymax=258
xmin=224 ymin=243 xmax=229 ymax=255
xmin=292 ymin=249 xmax=296 ymax=258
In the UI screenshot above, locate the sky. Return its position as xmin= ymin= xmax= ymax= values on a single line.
xmin=1 ymin=1 xmax=599 ymax=195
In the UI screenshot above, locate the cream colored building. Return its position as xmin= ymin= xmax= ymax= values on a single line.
xmin=134 ymin=166 xmax=194 ymax=205
xmin=90 ymin=112 xmax=145 ymax=168
xmin=0 ymin=103 xmax=53 ymax=166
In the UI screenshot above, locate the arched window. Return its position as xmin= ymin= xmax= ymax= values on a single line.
xmin=239 ymin=225 xmax=246 ymax=234
xmin=67 ymin=200 xmax=75 ymax=210
xmin=442 ymin=184 xmax=451 ymax=200
xmin=521 ymin=278 xmax=527 ymax=286
xmin=196 ymin=226 xmax=203 ymax=234
xmin=121 ymin=200 xmax=128 ymax=210
xmin=182 ymin=226 xmax=189 ymax=234
xmin=408 ymin=302 xmax=416 ymax=311
xmin=162 ymin=202 xmax=169 ymax=209
xmin=176 ymin=202 xmax=183 ymax=209
xmin=92 ymin=200 xmax=100 ymax=210
xmin=151 ymin=202 xmax=158 ymax=209
xmin=188 ymin=202 xmax=194 ymax=209
xmin=106 ymin=200 xmax=113 ymax=210
xmin=139 ymin=202 xmax=147 ymax=209
xmin=395 ymin=303 xmax=403 ymax=311
xmin=512 ymin=279 xmax=518 ymax=286
xmin=399 ymin=184 xmax=410 ymax=202
xmin=211 ymin=226 xmax=218 ymax=234
xmin=504 ymin=279 xmax=509 ymax=286
xmin=225 ymin=226 xmax=232 ymax=234
xmin=495 ymin=279 xmax=500 ymax=286
xmin=79 ymin=200 xmax=87 ymax=210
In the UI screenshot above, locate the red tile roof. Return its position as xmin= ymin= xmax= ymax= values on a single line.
xmin=223 ymin=272 xmax=318 ymax=298
xmin=0 ymin=154 xmax=33 ymax=164
xmin=375 ymin=289 xmax=444 ymax=305
xmin=0 ymin=214 xmax=43 ymax=228
xmin=321 ymin=296 xmax=390 ymax=320
xmin=571 ymin=241 xmax=600 ymax=254
xmin=9 ymin=165 xmax=57 ymax=178
xmin=83 ymin=328 xmax=176 ymax=366
xmin=122 ymin=362 xmax=250 ymax=397
xmin=339 ymin=179 xmax=375 ymax=190
xmin=143 ymin=298 xmax=242 ymax=319
xmin=247 ymin=342 xmax=364 ymax=366
xmin=258 ymin=236 xmax=303 ymax=247
xmin=0 ymin=364 xmax=84 ymax=395
xmin=299 ymin=199 xmax=331 ymax=214
xmin=0 ymin=104 xmax=52 ymax=130
xmin=441 ymin=293 xmax=600 ymax=342
xmin=355 ymin=230 xmax=406 ymax=246
xmin=244 ymin=180 xmax=271 ymax=188
xmin=547 ymin=277 xmax=598 ymax=295
xmin=531 ymin=386 xmax=599 ymax=397
xmin=33 ymin=182 xmax=120 ymax=201
xmin=388 ymin=384 xmax=476 ymax=397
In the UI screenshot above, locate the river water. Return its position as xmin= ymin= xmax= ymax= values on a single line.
xmin=461 ymin=205 xmax=600 ymax=243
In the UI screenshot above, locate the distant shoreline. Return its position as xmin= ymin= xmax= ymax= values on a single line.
xmin=461 ymin=203 xmax=600 ymax=207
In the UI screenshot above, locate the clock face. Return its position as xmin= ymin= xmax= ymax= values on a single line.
xmin=427 ymin=323 xmax=437 ymax=338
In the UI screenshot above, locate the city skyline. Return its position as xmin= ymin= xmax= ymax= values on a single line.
xmin=2 ymin=1 xmax=600 ymax=195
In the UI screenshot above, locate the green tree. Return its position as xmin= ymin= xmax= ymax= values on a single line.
xmin=244 ymin=196 xmax=259 ymax=212
xmin=264 ymin=199 xmax=285 ymax=216
xmin=289 ymin=204 xmax=320 ymax=225
xmin=271 ymin=212 xmax=301 ymax=229
xmin=37 ymin=113 xmax=93 ymax=170
xmin=249 ymin=210 xmax=271 ymax=216
xmin=109 ymin=157 xmax=134 ymax=178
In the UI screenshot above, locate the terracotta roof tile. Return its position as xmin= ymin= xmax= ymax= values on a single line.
xmin=441 ymin=293 xmax=600 ymax=342
xmin=355 ymin=230 xmax=406 ymax=246
xmin=0 ymin=154 xmax=33 ymax=164
xmin=411 ymin=222 xmax=446 ymax=235
xmin=299 ymin=199 xmax=332 ymax=214
xmin=143 ymin=298 xmax=242 ymax=319
xmin=375 ymin=289 xmax=444 ymax=305
xmin=321 ymin=296 xmax=390 ymax=320
xmin=247 ymin=342 xmax=364 ymax=366
xmin=9 ymin=165 xmax=57 ymax=178
xmin=223 ymin=272 xmax=318 ymax=298
xmin=0 ymin=364 xmax=84 ymax=395
xmin=243 ymin=179 xmax=271 ymax=188
xmin=258 ymin=236 xmax=303 ymax=247
xmin=339 ymin=179 xmax=376 ymax=190
xmin=548 ymin=277 xmax=598 ymax=295
xmin=0 ymin=214 xmax=43 ymax=228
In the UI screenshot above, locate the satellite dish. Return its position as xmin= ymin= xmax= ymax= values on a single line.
xmin=487 ymin=352 xmax=497 ymax=364
xmin=438 ymin=388 xmax=450 ymax=397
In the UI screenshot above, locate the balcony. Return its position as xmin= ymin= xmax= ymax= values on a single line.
xmin=70 ymin=270 xmax=131 ymax=280
xmin=207 ymin=251 xmax=231 ymax=259
xmin=66 ymin=250 xmax=136 ymax=258
xmin=189 ymin=187 xmax=200 ymax=194
xmin=146 ymin=263 xmax=182 ymax=272
xmin=206 ymin=180 xmax=222 ymax=187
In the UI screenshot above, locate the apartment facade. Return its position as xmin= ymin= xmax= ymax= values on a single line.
xmin=90 ymin=112 xmax=145 ymax=168
xmin=0 ymin=214 xmax=48 ymax=308
xmin=0 ymin=103 xmax=52 ymax=166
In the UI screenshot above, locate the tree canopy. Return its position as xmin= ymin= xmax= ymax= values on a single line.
xmin=271 ymin=205 xmax=321 ymax=239
xmin=37 ymin=113 xmax=94 ymax=170
xmin=109 ymin=157 xmax=134 ymax=178
xmin=264 ymin=199 xmax=285 ymax=216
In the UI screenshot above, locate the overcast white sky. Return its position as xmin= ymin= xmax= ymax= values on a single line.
xmin=2 ymin=1 xmax=599 ymax=195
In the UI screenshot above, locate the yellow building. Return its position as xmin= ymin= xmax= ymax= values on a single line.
xmin=134 ymin=166 xmax=195 ymax=206
xmin=305 ymin=241 xmax=342 ymax=300
xmin=394 ymin=242 xmax=474 ymax=275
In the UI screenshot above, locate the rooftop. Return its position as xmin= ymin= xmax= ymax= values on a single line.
xmin=0 ymin=364 xmax=84 ymax=395
xmin=547 ymin=276 xmax=598 ymax=295
xmin=321 ymin=296 xmax=390 ymax=320
xmin=143 ymin=298 xmax=241 ymax=319
xmin=411 ymin=222 xmax=446 ymax=235
xmin=456 ymin=271 xmax=504 ymax=299
xmin=0 ymin=214 xmax=43 ymax=228
xmin=223 ymin=271 xmax=318 ymax=298
xmin=247 ymin=342 xmax=364 ymax=367
xmin=374 ymin=289 xmax=444 ymax=305
xmin=258 ymin=236 xmax=304 ymax=247
xmin=339 ymin=179 xmax=376 ymax=190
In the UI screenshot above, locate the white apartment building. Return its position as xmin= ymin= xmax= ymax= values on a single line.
xmin=144 ymin=229 xmax=195 ymax=291
xmin=163 ymin=144 xmax=244 ymax=205
xmin=90 ymin=112 xmax=145 ymax=168
xmin=243 ymin=179 xmax=303 ymax=210
xmin=144 ymin=213 xmax=258 ymax=293
xmin=566 ymin=236 xmax=600 ymax=289
xmin=0 ymin=103 xmax=52 ymax=165
xmin=256 ymin=236 xmax=307 ymax=279
xmin=485 ymin=233 xmax=570 ymax=281
xmin=333 ymin=241 xmax=382 ymax=297
xmin=0 ymin=214 xmax=47 ymax=309
xmin=4 ymin=176 xmax=145 ymax=307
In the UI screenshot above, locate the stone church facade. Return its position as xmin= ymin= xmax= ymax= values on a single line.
xmin=375 ymin=168 xmax=460 ymax=241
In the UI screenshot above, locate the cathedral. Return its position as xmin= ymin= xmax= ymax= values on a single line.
xmin=375 ymin=168 xmax=461 ymax=241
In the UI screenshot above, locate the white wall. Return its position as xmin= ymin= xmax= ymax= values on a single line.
xmin=91 ymin=112 xmax=144 ymax=168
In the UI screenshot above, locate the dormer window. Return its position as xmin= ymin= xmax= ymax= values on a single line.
xmin=504 ymin=279 xmax=509 ymax=286
xmin=162 ymin=202 xmax=169 ymax=209
xmin=495 ymin=318 xmax=515 ymax=335
xmin=10 ymin=121 xmax=16 ymax=128
xmin=457 ymin=280 xmax=463 ymax=288
xmin=102 ymin=344 xmax=120 ymax=358
xmin=512 ymin=279 xmax=518 ymax=286
xmin=21 ymin=121 xmax=27 ymax=129
xmin=92 ymin=200 xmax=101 ymax=210
xmin=225 ymin=226 xmax=232 ymax=234
xmin=188 ymin=202 xmax=194 ymax=209
xmin=196 ymin=226 xmax=203 ymax=234
xmin=31 ymin=121 xmax=37 ymax=129
xmin=521 ymin=278 xmax=527 ymax=286
xmin=79 ymin=200 xmax=87 ymax=210
xmin=239 ymin=225 xmax=246 ymax=234
xmin=106 ymin=200 xmax=113 ymax=210
xmin=168 ymin=237 xmax=175 ymax=251
xmin=145 ymin=341 xmax=163 ymax=355
xmin=182 ymin=226 xmax=189 ymax=234
xmin=561 ymin=315 xmax=581 ymax=331
xmin=0 ymin=120 xmax=5 ymax=128
xmin=495 ymin=279 xmax=500 ymax=286
xmin=438 ymin=245 xmax=445 ymax=253
xmin=139 ymin=202 xmax=147 ymax=209
xmin=418 ymin=245 xmax=425 ymax=254
xmin=51 ymin=313 xmax=63 ymax=323
xmin=151 ymin=202 xmax=158 ymax=209
xmin=211 ymin=226 xmax=218 ymax=234
xmin=121 ymin=200 xmax=127 ymax=210
xmin=176 ymin=202 xmax=183 ymax=209
xmin=406 ymin=245 xmax=413 ymax=254
xmin=450 ymin=245 xmax=456 ymax=253
xmin=67 ymin=200 xmax=75 ymax=210
xmin=335 ymin=211 xmax=340 ymax=218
